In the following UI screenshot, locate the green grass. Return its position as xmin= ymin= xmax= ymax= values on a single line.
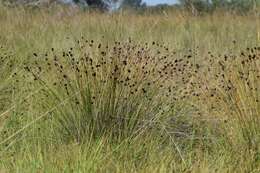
xmin=0 ymin=5 xmax=260 ymax=173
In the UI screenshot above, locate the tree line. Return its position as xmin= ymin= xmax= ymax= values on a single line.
xmin=179 ymin=0 xmax=259 ymax=13
xmin=76 ymin=0 xmax=260 ymax=12
xmin=2 ymin=0 xmax=260 ymax=13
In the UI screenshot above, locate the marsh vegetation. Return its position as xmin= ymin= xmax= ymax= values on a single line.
xmin=0 ymin=5 xmax=259 ymax=172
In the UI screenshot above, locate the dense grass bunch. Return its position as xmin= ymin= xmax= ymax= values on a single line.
xmin=22 ymin=38 xmax=197 ymax=143
xmin=191 ymin=46 xmax=260 ymax=149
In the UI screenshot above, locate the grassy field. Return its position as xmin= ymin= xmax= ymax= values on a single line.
xmin=0 ymin=5 xmax=260 ymax=172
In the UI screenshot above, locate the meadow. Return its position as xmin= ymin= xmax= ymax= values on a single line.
xmin=0 ymin=5 xmax=260 ymax=172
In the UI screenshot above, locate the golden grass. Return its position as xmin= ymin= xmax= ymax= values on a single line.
xmin=0 ymin=5 xmax=260 ymax=173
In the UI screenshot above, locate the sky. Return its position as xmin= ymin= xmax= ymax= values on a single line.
xmin=143 ymin=0 xmax=178 ymax=6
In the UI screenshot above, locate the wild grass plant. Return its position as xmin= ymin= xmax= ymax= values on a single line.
xmin=0 ymin=5 xmax=259 ymax=173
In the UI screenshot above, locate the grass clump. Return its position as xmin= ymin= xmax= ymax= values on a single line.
xmin=24 ymin=38 xmax=195 ymax=144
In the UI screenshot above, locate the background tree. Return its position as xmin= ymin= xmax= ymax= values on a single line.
xmin=120 ymin=0 xmax=146 ymax=8
xmin=179 ymin=0 xmax=259 ymax=13
xmin=228 ymin=0 xmax=257 ymax=12
xmin=73 ymin=0 xmax=145 ymax=10
xmin=178 ymin=0 xmax=211 ymax=14
xmin=76 ymin=0 xmax=111 ymax=9
xmin=211 ymin=0 xmax=228 ymax=10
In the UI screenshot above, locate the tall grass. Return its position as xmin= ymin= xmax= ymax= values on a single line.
xmin=0 ymin=5 xmax=260 ymax=173
xmin=24 ymin=39 xmax=191 ymax=143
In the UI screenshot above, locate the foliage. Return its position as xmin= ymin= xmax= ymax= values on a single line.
xmin=179 ymin=0 xmax=259 ymax=13
xmin=0 ymin=7 xmax=260 ymax=172
xmin=121 ymin=0 xmax=146 ymax=8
